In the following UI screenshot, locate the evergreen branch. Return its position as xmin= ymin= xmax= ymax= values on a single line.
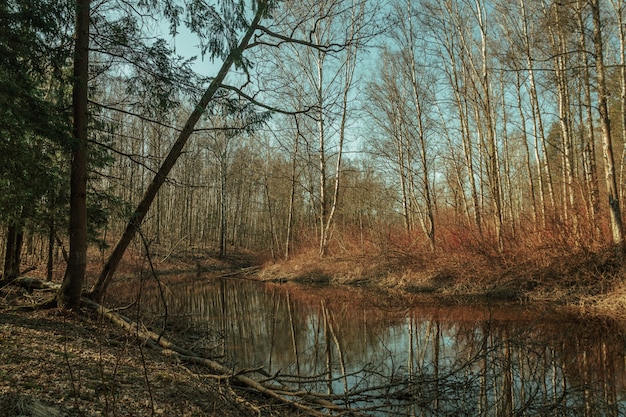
xmin=89 ymin=100 xmax=183 ymax=132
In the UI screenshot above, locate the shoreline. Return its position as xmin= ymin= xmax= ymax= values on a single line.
xmin=2 ymin=247 xmax=626 ymax=416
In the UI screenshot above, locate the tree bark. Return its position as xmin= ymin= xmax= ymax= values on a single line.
xmin=577 ymin=0 xmax=599 ymax=236
xmin=404 ymin=0 xmax=435 ymax=250
xmin=285 ymin=117 xmax=300 ymax=260
xmin=551 ymin=4 xmax=576 ymax=226
xmin=2 ymin=224 xmax=23 ymax=281
xmin=321 ymin=18 xmax=358 ymax=256
xmin=58 ymin=0 xmax=89 ymax=310
xmin=591 ymin=0 xmax=625 ymax=254
xmin=523 ymin=0 xmax=553 ymax=227
xmin=476 ymin=0 xmax=503 ymax=252
xmin=609 ymin=0 xmax=626 ymax=206
xmin=219 ymin=155 xmax=227 ymax=257
xmin=317 ymin=47 xmax=328 ymax=257
xmin=47 ymin=215 xmax=55 ymax=281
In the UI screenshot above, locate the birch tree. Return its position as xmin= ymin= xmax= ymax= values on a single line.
xmin=590 ymin=0 xmax=625 ymax=253
xmin=397 ymin=0 xmax=436 ymax=251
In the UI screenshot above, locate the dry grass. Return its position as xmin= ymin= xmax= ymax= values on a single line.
xmin=577 ymin=272 xmax=626 ymax=322
xmin=259 ymin=223 xmax=626 ymax=319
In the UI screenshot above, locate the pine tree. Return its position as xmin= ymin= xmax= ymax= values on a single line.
xmin=0 ymin=0 xmax=72 ymax=281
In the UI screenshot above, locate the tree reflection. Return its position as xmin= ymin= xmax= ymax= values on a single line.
xmin=142 ymin=278 xmax=626 ymax=416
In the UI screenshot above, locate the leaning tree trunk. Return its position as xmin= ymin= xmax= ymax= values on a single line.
xmin=89 ymin=5 xmax=267 ymax=301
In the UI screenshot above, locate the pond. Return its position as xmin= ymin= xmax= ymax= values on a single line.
xmin=140 ymin=277 xmax=626 ymax=416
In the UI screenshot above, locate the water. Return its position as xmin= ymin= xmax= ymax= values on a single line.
xmin=140 ymin=277 xmax=626 ymax=416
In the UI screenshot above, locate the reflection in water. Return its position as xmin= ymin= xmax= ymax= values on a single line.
xmin=142 ymin=278 xmax=626 ymax=416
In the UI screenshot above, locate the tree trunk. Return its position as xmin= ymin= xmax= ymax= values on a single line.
xmin=514 ymin=69 xmax=538 ymax=227
xmin=285 ymin=117 xmax=300 ymax=260
xmin=523 ymin=0 xmax=553 ymax=227
xmin=317 ymin=48 xmax=328 ymax=257
xmin=551 ymin=5 xmax=576 ymax=227
xmin=578 ymin=0 xmax=600 ymax=236
xmin=405 ymin=1 xmax=435 ymax=251
xmin=58 ymin=0 xmax=89 ymax=310
xmin=475 ymin=0 xmax=503 ymax=252
xmin=439 ymin=0 xmax=482 ymax=235
xmin=609 ymin=0 xmax=626 ymax=207
xmin=591 ymin=0 xmax=625 ymax=254
xmin=219 ymin=157 xmax=227 ymax=258
xmin=89 ymin=4 xmax=267 ymax=301
xmin=2 ymin=224 xmax=23 ymax=281
xmin=321 ymin=29 xmax=358 ymax=255
xmin=47 ymin=216 xmax=54 ymax=281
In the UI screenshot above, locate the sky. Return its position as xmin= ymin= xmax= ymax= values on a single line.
xmin=171 ymin=29 xmax=223 ymax=77
xmin=154 ymin=16 xmax=223 ymax=78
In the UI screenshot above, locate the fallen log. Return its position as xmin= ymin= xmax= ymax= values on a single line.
xmin=80 ymin=298 xmax=351 ymax=416
xmin=10 ymin=277 xmax=60 ymax=292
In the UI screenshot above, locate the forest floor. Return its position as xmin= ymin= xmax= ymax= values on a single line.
xmin=0 ymin=252 xmax=308 ymax=417
xmin=0 ymin=299 xmax=310 ymax=417
xmin=3 ymin=244 xmax=626 ymax=417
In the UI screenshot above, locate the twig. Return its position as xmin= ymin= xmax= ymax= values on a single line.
xmin=110 ymin=300 xmax=137 ymax=312
xmin=138 ymin=229 xmax=168 ymax=342
xmin=160 ymin=236 xmax=188 ymax=263
xmin=19 ymin=266 xmax=37 ymax=275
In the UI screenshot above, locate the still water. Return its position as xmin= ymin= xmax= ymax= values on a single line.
xmin=142 ymin=277 xmax=626 ymax=416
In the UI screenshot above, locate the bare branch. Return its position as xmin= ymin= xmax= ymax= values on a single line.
xmin=218 ymin=84 xmax=319 ymax=116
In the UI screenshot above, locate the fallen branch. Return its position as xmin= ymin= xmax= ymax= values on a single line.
xmin=4 ymin=277 xmax=60 ymax=292
xmin=80 ymin=297 xmax=348 ymax=416
xmin=211 ymin=266 xmax=262 ymax=280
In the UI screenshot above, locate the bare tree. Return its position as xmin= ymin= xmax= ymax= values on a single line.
xmin=398 ymin=0 xmax=436 ymax=251
xmin=590 ymin=0 xmax=625 ymax=254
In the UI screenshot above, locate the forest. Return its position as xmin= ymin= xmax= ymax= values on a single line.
xmin=7 ymin=1 xmax=626 ymax=416
xmin=4 ymin=0 xmax=626 ymax=310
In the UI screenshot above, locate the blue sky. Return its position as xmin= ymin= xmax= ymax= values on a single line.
xmin=161 ymin=22 xmax=223 ymax=77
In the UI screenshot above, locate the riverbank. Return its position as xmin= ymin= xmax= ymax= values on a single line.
xmin=2 ymin=245 xmax=626 ymax=416
xmin=0 ymin=287 xmax=308 ymax=417
xmin=257 ymin=246 xmax=626 ymax=322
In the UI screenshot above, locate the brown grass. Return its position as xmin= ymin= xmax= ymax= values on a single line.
xmin=259 ymin=221 xmax=626 ymax=321
xmin=15 ymin=220 xmax=626 ymax=322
